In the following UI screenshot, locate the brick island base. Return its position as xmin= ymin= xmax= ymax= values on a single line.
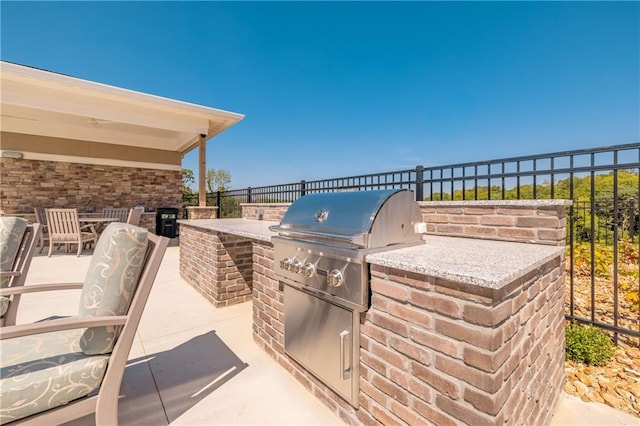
xmin=179 ymin=200 xmax=569 ymax=425
xmin=253 ymin=238 xmax=565 ymax=426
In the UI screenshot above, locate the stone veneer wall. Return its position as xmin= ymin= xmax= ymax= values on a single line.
xmin=179 ymin=223 xmax=253 ymax=307
xmin=419 ymin=201 xmax=570 ymax=246
xmin=186 ymin=206 xmax=218 ymax=220
xmin=137 ymin=213 xmax=157 ymax=234
xmin=0 ymin=158 xmax=182 ymax=216
xmin=241 ymin=203 xmax=290 ymax=221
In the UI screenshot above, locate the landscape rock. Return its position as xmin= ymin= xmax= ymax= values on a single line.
xmin=564 ymin=267 xmax=639 ymax=418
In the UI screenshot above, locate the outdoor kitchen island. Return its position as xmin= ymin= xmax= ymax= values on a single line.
xmin=178 ymin=205 xmax=567 ymax=426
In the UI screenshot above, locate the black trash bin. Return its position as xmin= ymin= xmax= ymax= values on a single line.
xmin=156 ymin=207 xmax=178 ymax=238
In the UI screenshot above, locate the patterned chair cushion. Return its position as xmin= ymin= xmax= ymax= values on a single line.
xmin=0 ymin=297 xmax=8 ymax=317
xmin=0 ymin=329 xmax=110 ymax=425
xmin=0 ymin=217 xmax=28 ymax=289
xmin=78 ymin=222 xmax=149 ymax=355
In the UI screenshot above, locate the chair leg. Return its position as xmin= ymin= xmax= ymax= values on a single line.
xmin=47 ymin=239 xmax=54 ymax=257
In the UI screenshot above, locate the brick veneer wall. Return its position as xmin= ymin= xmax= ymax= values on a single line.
xmin=241 ymin=201 xmax=570 ymax=246
xmin=252 ymin=241 xmax=283 ymax=356
xmin=252 ymin=241 xmax=360 ymax=422
xmin=360 ymin=259 xmax=565 ymax=425
xmin=419 ymin=201 xmax=570 ymax=246
xmin=179 ymin=224 xmax=253 ymax=307
xmin=241 ymin=203 xmax=290 ymax=221
xmin=253 ymin=245 xmax=566 ymax=425
xmin=0 ymin=158 xmax=182 ymax=216
xmin=250 ymin=199 xmax=568 ymax=425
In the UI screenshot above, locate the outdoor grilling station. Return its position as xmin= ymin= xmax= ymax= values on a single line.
xmin=271 ymin=189 xmax=425 ymax=406
xmin=178 ymin=191 xmax=570 ymax=426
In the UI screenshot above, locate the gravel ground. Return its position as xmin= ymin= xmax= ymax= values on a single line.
xmin=564 ymin=341 xmax=640 ymax=418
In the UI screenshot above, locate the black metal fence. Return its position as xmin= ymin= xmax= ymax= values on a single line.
xmin=184 ymin=143 xmax=640 ymax=342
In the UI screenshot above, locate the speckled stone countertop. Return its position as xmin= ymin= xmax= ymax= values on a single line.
xmin=179 ymin=219 xmax=564 ymax=290
xmin=367 ymin=235 xmax=564 ymax=290
xmin=418 ymin=199 xmax=572 ymax=207
xmin=178 ymin=218 xmax=278 ymax=242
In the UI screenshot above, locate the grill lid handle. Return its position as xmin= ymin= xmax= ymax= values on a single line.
xmin=269 ymin=225 xmax=369 ymax=248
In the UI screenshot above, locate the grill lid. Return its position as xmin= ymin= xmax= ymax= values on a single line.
xmin=270 ymin=189 xmax=425 ymax=249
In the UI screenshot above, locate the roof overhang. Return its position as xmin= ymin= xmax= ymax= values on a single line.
xmin=0 ymin=61 xmax=244 ymax=154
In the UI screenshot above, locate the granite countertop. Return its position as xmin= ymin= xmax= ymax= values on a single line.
xmin=179 ymin=219 xmax=565 ymax=290
xmin=366 ymin=235 xmax=564 ymax=290
xmin=178 ymin=218 xmax=278 ymax=242
xmin=418 ymin=199 xmax=572 ymax=207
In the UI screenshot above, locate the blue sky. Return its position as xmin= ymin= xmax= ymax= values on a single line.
xmin=2 ymin=1 xmax=639 ymax=189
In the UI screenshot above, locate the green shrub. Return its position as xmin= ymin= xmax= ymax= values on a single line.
xmin=565 ymin=323 xmax=616 ymax=366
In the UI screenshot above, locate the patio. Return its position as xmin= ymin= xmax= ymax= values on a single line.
xmin=10 ymin=244 xmax=636 ymax=425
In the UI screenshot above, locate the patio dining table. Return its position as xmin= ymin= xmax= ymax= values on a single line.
xmin=79 ymin=217 xmax=119 ymax=224
xmin=79 ymin=217 xmax=119 ymax=235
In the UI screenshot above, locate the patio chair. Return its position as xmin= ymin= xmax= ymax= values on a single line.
xmin=126 ymin=208 xmax=142 ymax=226
xmin=32 ymin=207 xmax=49 ymax=253
xmin=0 ymin=217 xmax=42 ymax=326
xmin=102 ymin=208 xmax=130 ymax=223
xmin=0 ymin=222 xmax=169 ymax=425
xmin=46 ymin=208 xmax=98 ymax=257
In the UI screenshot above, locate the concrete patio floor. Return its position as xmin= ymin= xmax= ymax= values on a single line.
xmin=14 ymin=243 xmax=638 ymax=426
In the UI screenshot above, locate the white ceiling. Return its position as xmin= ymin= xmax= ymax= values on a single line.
xmin=0 ymin=61 xmax=244 ymax=154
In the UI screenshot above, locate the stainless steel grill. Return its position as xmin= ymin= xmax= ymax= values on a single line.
xmin=270 ymin=189 xmax=425 ymax=407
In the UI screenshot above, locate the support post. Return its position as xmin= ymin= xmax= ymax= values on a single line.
xmin=198 ymin=135 xmax=206 ymax=207
xmin=415 ymin=165 xmax=424 ymax=201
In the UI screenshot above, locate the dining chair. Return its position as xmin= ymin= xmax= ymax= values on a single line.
xmin=0 ymin=217 xmax=42 ymax=326
xmin=102 ymin=208 xmax=130 ymax=222
xmin=45 ymin=208 xmax=97 ymax=257
xmin=126 ymin=208 xmax=142 ymax=226
xmin=0 ymin=222 xmax=169 ymax=425
xmin=32 ymin=207 xmax=50 ymax=253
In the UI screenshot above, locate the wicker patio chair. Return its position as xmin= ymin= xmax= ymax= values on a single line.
xmin=0 ymin=223 xmax=169 ymax=425
xmin=0 ymin=217 xmax=42 ymax=326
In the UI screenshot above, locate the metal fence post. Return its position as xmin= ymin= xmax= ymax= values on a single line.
xmin=630 ymin=200 xmax=637 ymax=240
xmin=247 ymin=187 xmax=252 ymax=204
xmin=415 ymin=165 xmax=424 ymax=201
xmin=301 ymin=180 xmax=306 ymax=197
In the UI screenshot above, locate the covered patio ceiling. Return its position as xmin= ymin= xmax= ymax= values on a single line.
xmin=0 ymin=61 xmax=244 ymax=154
xmin=1 ymin=61 xmax=244 ymax=206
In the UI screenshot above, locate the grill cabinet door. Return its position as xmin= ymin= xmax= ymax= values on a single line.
xmin=284 ymin=285 xmax=354 ymax=403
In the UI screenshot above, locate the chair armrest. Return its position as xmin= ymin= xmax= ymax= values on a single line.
xmin=0 ymin=282 xmax=83 ymax=297
xmin=0 ymin=271 xmax=21 ymax=278
xmin=80 ymin=223 xmax=96 ymax=232
xmin=0 ymin=315 xmax=127 ymax=340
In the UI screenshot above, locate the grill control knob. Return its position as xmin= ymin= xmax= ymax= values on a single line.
xmin=281 ymin=257 xmax=293 ymax=271
xmin=328 ymin=270 xmax=343 ymax=287
xmin=293 ymin=259 xmax=303 ymax=274
xmin=303 ymin=263 xmax=315 ymax=277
